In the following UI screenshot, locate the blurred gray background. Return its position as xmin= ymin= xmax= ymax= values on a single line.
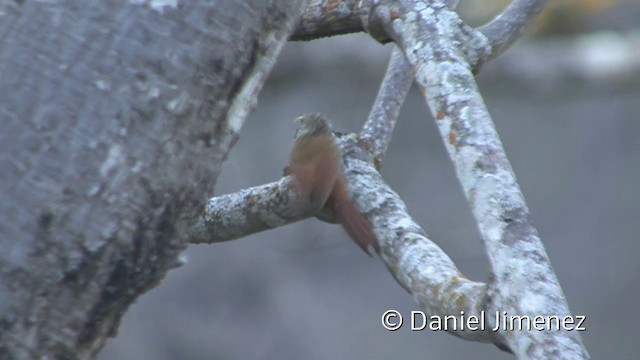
xmin=100 ymin=1 xmax=640 ymax=359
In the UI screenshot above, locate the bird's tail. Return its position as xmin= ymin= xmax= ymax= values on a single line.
xmin=334 ymin=200 xmax=380 ymax=256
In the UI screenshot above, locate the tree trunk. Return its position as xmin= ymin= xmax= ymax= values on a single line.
xmin=0 ymin=1 xmax=305 ymax=358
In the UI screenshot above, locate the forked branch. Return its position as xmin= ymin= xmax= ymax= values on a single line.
xmin=365 ymin=0 xmax=587 ymax=357
xmin=195 ymin=0 xmax=588 ymax=358
xmin=191 ymin=44 xmax=510 ymax=350
xmin=291 ymin=0 xmax=548 ymax=69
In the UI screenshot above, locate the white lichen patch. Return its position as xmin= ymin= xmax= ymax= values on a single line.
xmin=130 ymin=0 xmax=178 ymax=14
xmin=100 ymin=144 xmax=124 ymax=177
xmin=166 ymin=92 xmax=190 ymax=116
xmin=455 ymin=145 xmax=481 ymax=196
xmin=474 ymin=173 xmax=507 ymax=243
xmin=93 ymin=79 xmax=110 ymax=91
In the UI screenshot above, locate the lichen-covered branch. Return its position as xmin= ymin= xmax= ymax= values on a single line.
xmin=189 ymin=177 xmax=310 ymax=243
xmin=360 ymin=45 xmax=413 ymax=169
xmin=290 ymin=0 xmax=362 ymax=41
xmin=366 ymin=0 xmax=588 ymax=358
xmin=194 ymin=42 xmax=414 ymax=244
xmin=478 ymin=0 xmax=549 ymax=61
xmin=337 ymin=133 xmax=502 ymax=347
xmin=291 ymin=0 xmax=462 ymax=41
xmin=292 ymin=0 xmax=544 ymax=70
xmin=197 ymin=0 xmax=587 ymax=356
xmin=192 ymin=130 xmax=508 ymax=349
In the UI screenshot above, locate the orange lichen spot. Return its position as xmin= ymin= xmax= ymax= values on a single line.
xmin=267 ymin=185 xmax=279 ymax=196
xmin=433 ymin=283 xmax=441 ymax=298
xmin=436 ymin=109 xmax=446 ymax=120
xmin=390 ymin=8 xmax=400 ymax=21
xmin=324 ymin=0 xmax=340 ymax=14
xmin=246 ymin=193 xmax=262 ymax=205
xmin=448 ymin=131 xmax=456 ymax=145
xmin=449 ymin=130 xmax=456 ymax=145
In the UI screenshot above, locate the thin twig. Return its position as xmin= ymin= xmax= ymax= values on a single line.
xmin=478 ymin=0 xmax=549 ymax=61
xmin=360 ymin=45 xmax=413 ymax=169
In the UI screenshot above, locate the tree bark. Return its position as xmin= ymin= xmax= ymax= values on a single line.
xmin=0 ymin=1 xmax=305 ymax=358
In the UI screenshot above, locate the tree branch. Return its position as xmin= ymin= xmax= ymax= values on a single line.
xmin=360 ymin=45 xmax=413 ymax=169
xmin=366 ymin=0 xmax=588 ymax=357
xmin=335 ymin=133 xmax=502 ymax=348
xmin=193 ymin=41 xmax=414 ymax=244
xmin=291 ymin=0 xmax=462 ymax=41
xmin=189 ymin=177 xmax=308 ymax=243
xmin=478 ymin=0 xmax=549 ymax=61
xmin=290 ymin=0 xmax=362 ymax=41
xmin=191 ymin=129 xmax=508 ymax=349
xmin=197 ymin=0 xmax=587 ymax=357
xmin=292 ymin=0 xmax=545 ymax=69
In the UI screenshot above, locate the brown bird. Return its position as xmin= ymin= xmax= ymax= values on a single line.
xmin=288 ymin=114 xmax=380 ymax=256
